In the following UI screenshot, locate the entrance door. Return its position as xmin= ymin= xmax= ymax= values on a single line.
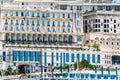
xmin=18 ymin=65 xmax=30 ymax=74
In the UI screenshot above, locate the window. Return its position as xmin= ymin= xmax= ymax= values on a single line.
xmin=37 ymin=13 xmax=39 ymax=17
xmin=52 ymin=28 xmax=55 ymax=32
xmin=76 ymin=13 xmax=80 ymax=18
xmin=62 ymin=14 xmax=65 ymax=18
xmin=104 ymin=19 xmax=106 ymax=23
xmin=66 ymin=53 xmax=69 ymax=62
xmin=42 ymin=21 xmax=45 ymax=26
xmin=32 ymin=12 xmax=34 ymax=17
xmin=68 ymin=14 xmax=70 ymax=18
xmin=71 ymin=53 xmax=74 ymax=62
xmin=58 ymin=22 xmax=60 ymax=26
xmin=5 ymin=26 xmax=8 ymax=30
xmin=2 ymin=52 xmax=6 ymax=61
xmin=62 ymin=29 xmax=65 ymax=33
xmin=52 ymin=21 xmax=55 ymax=26
xmin=16 ymin=11 xmax=18 ymax=16
xmin=68 ymin=29 xmax=70 ymax=33
xmin=51 ymin=52 xmax=54 ymax=66
xmin=47 ymin=28 xmax=51 ymax=32
xmin=35 ymin=52 xmax=40 ymax=62
xmin=76 ymin=6 xmax=82 ymax=10
xmin=77 ymin=20 xmax=80 ymax=26
xmin=19 ymin=51 xmax=23 ymax=61
xmin=32 ymin=21 xmax=34 ymax=26
xmin=97 ymin=55 xmax=100 ymax=63
xmin=115 ymin=6 xmax=120 ymax=11
xmin=56 ymin=53 xmax=59 ymax=61
xmin=98 ymin=6 xmax=103 ymax=10
xmin=42 ymin=13 xmax=45 ymax=18
xmin=52 ymin=13 xmax=55 ymax=18
xmin=70 ymin=6 xmax=73 ymax=10
xmin=117 ymin=42 xmax=119 ymax=45
xmin=47 ymin=13 xmax=50 ymax=17
xmin=21 ymin=12 xmax=24 ymax=16
xmin=92 ymin=54 xmax=95 ymax=63
xmin=10 ymin=20 xmax=13 ymax=25
xmin=60 ymin=5 xmax=67 ymax=10
xmin=44 ymin=52 xmax=47 ymax=66
xmin=25 ymin=12 xmax=29 ymax=16
xmin=32 ymin=27 xmax=35 ymax=32
xmin=63 ymin=22 xmax=65 ymax=27
xmin=114 ymin=20 xmax=116 ymax=23
xmin=76 ymin=54 xmax=80 ymax=61
xmin=114 ymin=25 xmax=116 ymax=28
xmin=36 ymin=21 xmax=39 ymax=26
xmin=87 ymin=54 xmax=90 ymax=63
xmin=21 ymin=20 xmax=24 ymax=25
xmin=82 ymin=54 xmax=85 ymax=60
xmin=47 ymin=21 xmax=50 ymax=26
xmin=13 ymin=51 xmax=18 ymax=61
xmin=16 ymin=20 xmax=19 ymax=25
xmin=10 ymin=26 xmax=13 ymax=31
xmin=77 ymin=36 xmax=82 ymax=42
xmin=21 ymin=27 xmax=24 ymax=31
xmin=112 ymin=42 xmax=113 ymax=45
xmin=68 ymin=22 xmax=70 ymax=27
xmin=5 ymin=19 xmax=8 ymax=24
xmin=30 ymin=51 xmax=34 ymax=61
xmin=106 ymin=42 xmax=108 ymax=45
xmin=16 ymin=26 xmax=19 ymax=31
xmin=106 ymin=6 xmax=112 ymax=11
xmin=37 ymin=28 xmax=40 ymax=32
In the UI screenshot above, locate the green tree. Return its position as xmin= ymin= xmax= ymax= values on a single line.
xmin=5 ymin=66 xmax=13 ymax=75
xmin=74 ymin=60 xmax=94 ymax=70
xmin=87 ymin=64 xmax=94 ymax=70
xmin=54 ymin=66 xmax=60 ymax=70
xmin=92 ymin=42 xmax=100 ymax=51
xmin=81 ymin=59 xmax=89 ymax=68
xmin=74 ymin=61 xmax=83 ymax=69
xmin=62 ymin=64 xmax=69 ymax=70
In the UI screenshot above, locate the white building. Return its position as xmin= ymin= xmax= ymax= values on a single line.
xmin=0 ymin=0 xmax=119 ymax=74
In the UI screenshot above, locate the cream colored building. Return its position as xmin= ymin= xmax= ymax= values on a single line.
xmin=0 ymin=0 xmax=119 ymax=74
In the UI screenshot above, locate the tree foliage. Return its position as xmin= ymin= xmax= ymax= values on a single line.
xmin=74 ymin=59 xmax=94 ymax=70
xmin=92 ymin=42 xmax=100 ymax=51
xmin=62 ymin=64 xmax=69 ymax=70
xmin=5 ymin=66 xmax=13 ymax=75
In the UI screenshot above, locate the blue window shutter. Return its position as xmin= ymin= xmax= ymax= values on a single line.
xmin=25 ymin=51 xmax=28 ymax=61
xmin=71 ymin=53 xmax=74 ymax=62
xmin=51 ymin=52 xmax=54 ymax=66
xmin=76 ymin=54 xmax=80 ymax=61
xmin=66 ymin=53 xmax=69 ymax=62
xmin=92 ymin=54 xmax=95 ymax=63
xmin=19 ymin=51 xmax=23 ymax=61
xmin=44 ymin=52 xmax=47 ymax=66
xmin=56 ymin=52 xmax=59 ymax=61
xmin=97 ymin=54 xmax=100 ymax=63
xmin=82 ymin=54 xmax=85 ymax=61
xmin=13 ymin=51 xmax=18 ymax=61
xmin=87 ymin=54 xmax=90 ymax=63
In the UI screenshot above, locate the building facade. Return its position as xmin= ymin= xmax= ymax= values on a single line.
xmin=0 ymin=0 xmax=120 ymax=74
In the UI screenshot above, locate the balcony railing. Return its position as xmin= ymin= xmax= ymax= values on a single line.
xmin=3 ymin=40 xmax=75 ymax=46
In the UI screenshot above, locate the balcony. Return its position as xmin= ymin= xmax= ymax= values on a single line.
xmin=3 ymin=40 xmax=75 ymax=47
